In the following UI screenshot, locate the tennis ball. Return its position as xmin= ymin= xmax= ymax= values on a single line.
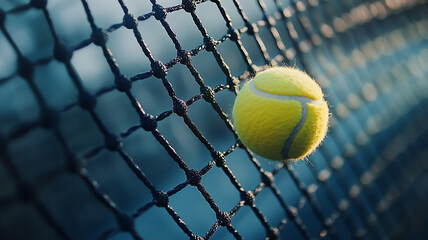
xmin=232 ymin=66 xmax=329 ymax=161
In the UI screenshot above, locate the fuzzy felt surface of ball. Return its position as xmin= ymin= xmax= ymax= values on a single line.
xmin=232 ymin=67 xmax=329 ymax=161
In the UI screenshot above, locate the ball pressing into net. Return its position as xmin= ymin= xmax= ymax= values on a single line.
xmin=232 ymin=66 xmax=329 ymax=161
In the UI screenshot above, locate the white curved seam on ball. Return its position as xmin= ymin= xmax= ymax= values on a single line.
xmin=249 ymin=80 xmax=323 ymax=104
xmin=282 ymin=103 xmax=307 ymax=159
xmin=249 ymin=81 xmax=322 ymax=159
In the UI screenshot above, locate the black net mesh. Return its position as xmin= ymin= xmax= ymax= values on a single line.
xmin=1 ymin=0 xmax=428 ymax=239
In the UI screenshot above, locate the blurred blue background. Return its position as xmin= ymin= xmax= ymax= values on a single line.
xmin=1 ymin=0 xmax=428 ymax=239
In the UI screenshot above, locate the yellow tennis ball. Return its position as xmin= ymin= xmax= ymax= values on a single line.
xmin=232 ymin=66 xmax=329 ymax=161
